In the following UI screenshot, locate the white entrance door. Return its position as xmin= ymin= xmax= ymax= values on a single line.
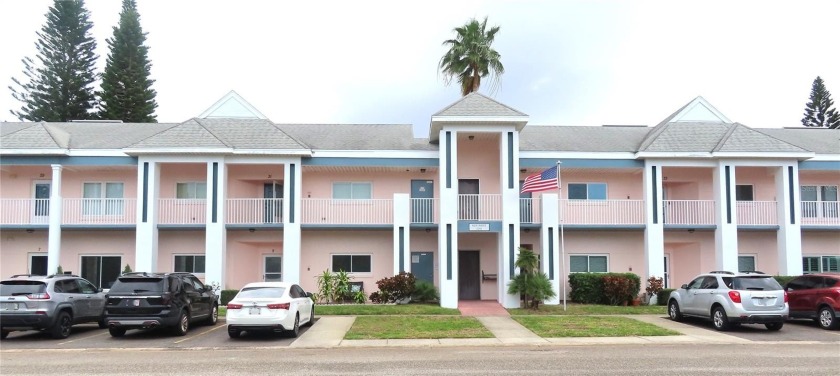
xmin=264 ymin=255 xmax=282 ymax=281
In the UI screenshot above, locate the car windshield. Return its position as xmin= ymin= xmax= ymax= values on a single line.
xmin=108 ymin=278 xmax=165 ymax=293
xmin=726 ymin=276 xmax=783 ymax=291
xmin=0 ymin=281 xmax=47 ymax=296
xmin=236 ymin=287 xmax=285 ymax=299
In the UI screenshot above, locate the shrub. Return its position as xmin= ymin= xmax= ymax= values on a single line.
xmin=568 ymin=273 xmax=603 ymax=304
xmin=773 ymin=275 xmax=796 ymax=287
xmin=602 ymin=275 xmax=637 ymax=306
xmin=412 ymin=280 xmax=439 ymax=303
xmin=508 ymin=272 xmax=556 ymax=309
xmin=375 ymin=272 xmax=416 ymax=303
xmin=369 ymin=291 xmax=382 ymax=303
xmin=220 ymin=289 xmax=239 ymax=305
xmin=657 ymin=289 xmax=675 ymax=306
xmin=569 ymin=273 xmax=641 ymax=305
xmin=645 ymin=276 xmax=663 ymax=303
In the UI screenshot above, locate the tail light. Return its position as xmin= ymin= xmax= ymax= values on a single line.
xmin=227 ymin=303 xmax=243 ymax=310
xmin=784 ymin=291 xmax=788 ymax=303
xmin=27 ymin=292 xmax=50 ymax=300
xmin=267 ymin=303 xmax=290 ymax=310
xmin=728 ymin=291 xmax=741 ymax=303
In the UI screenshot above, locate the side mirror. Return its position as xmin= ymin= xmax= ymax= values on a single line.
xmin=681 ymin=284 xmax=689 ymax=289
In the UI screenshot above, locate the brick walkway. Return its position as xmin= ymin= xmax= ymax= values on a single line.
xmin=457 ymin=300 xmax=510 ymax=316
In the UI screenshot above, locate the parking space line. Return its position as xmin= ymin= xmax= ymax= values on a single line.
xmin=58 ymin=330 xmax=111 ymax=345
xmin=173 ymin=324 xmax=226 ymax=344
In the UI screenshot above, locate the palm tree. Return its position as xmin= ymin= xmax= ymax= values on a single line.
xmin=439 ymin=17 xmax=504 ymax=96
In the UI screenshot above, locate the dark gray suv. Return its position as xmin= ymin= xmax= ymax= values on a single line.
xmin=104 ymin=272 xmax=218 ymax=337
xmin=0 ymin=274 xmax=107 ymax=339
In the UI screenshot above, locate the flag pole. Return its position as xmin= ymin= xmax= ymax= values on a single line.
xmin=557 ymin=161 xmax=566 ymax=311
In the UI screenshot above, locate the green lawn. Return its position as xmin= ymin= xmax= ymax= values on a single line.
xmin=218 ymin=306 xmax=227 ymax=317
xmin=513 ymin=316 xmax=680 ymax=337
xmin=345 ymin=316 xmax=493 ymax=340
xmin=508 ymin=303 xmax=666 ymax=315
xmin=316 ymin=304 xmax=460 ymax=315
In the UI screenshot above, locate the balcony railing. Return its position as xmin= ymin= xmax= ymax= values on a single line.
xmin=558 ymin=199 xmax=645 ymax=225
xmin=227 ymin=198 xmax=283 ymax=224
xmin=301 ymin=199 xmax=393 ymax=225
xmin=158 ymin=199 xmax=206 ymax=225
xmin=458 ymin=194 xmax=502 ymax=221
xmin=0 ymin=199 xmax=50 ymax=225
xmin=63 ymin=198 xmax=136 ymax=225
xmin=663 ymin=200 xmax=715 ymax=225
xmin=801 ymin=201 xmax=840 ymax=225
xmin=736 ymin=201 xmax=777 ymax=225
xmin=410 ymin=198 xmax=439 ymax=224
xmin=520 ymin=198 xmax=541 ymax=224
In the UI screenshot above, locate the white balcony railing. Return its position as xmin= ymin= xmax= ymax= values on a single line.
xmin=301 ymin=199 xmax=393 ymax=225
xmin=801 ymin=201 xmax=840 ymax=225
xmin=736 ymin=201 xmax=777 ymax=225
xmin=0 ymin=199 xmax=50 ymax=225
xmin=227 ymin=198 xmax=283 ymax=224
xmin=458 ymin=194 xmax=502 ymax=221
xmin=410 ymin=198 xmax=439 ymax=224
xmin=558 ymin=199 xmax=645 ymax=225
xmin=63 ymin=198 xmax=136 ymax=225
xmin=520 ymin=198 xmax=541 ymax=224
xmin=158 ymin=199 xmax=206 ymax=225
xmin=663 ymin=200 xmax=715 ymax=225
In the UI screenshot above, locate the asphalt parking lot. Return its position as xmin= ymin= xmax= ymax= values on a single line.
xmin=671 ymin=316 xmax=840 ymax=342
xmin=0 ymin=318 xmax=317 ymax=350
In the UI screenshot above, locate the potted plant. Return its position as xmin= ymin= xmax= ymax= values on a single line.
xmin=645 ymin=276 xmax=664 ymax=305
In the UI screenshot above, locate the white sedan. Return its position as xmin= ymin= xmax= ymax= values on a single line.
xmin=226 ymin=282 xmax=315 ymax=338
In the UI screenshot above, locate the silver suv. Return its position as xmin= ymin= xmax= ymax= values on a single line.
xmin=668 ymin=271 xmax=788 ymax=331
xmin=0 ymin=274 xmax=107 ymax=339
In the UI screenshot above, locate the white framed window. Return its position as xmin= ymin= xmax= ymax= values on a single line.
xmin=176 ymin=182 xmax=207 ymax=199
xmin=738 ymin=255 xmax=756 ymax=272
xmin=735 ymin=185 xmax=754 ymax=201
xmin=569 ymin=255 xmax=608 ymax=273
xmin=801 ymin=185 xmax=838 ymax=218
xmin=174 ymin=255 xmax=206 ymax=274
xmin=80 ymin=255 xmax=122 ymax=289
xmin=803 ymin=256 xmax=840 ymax=273
xmin=83 ymin=182 xmax=124 ymax=215
xmin=568 ymin=183 xmax=607 ymax=200
xmin=332 ymin=182 xmax=372 ymax=199
xmin=332 ymin=254 xmax=372 ymax=274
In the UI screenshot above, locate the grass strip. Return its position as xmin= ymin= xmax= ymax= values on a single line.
xmin=317 ymin=304 xmax=460 ymax=316
xmin=512 ymin=316 xmax=680 ymax=337
xmin=345 ymin=316 xmax=493 ymax=340
xmin=508 ymin=304 xmax=666 ymax=315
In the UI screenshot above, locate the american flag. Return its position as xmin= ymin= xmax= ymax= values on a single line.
xmin=520 ymin=165 xmax=559 ymax=193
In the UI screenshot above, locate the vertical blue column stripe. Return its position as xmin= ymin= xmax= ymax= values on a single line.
xmin=548 ymin=227 xmax=554 ymax=280
xmin=446 ymin=224 xmax=452 ymax=280
xmin=788 ymin=166 xmax=795 ymax=225
xmin=725 ymin=166 xmax=732 ymax=224
xmin=290 ymin=164 xmax=296 ymax=223
xmin=445 ymin=132 xmax=452 ymax=189
xmin=211 ymin=163 xmax=218 ymax=223
xmin=142 ymin=162 xmax=149 ymax=223
xmin=399 ymin=227 xmax=405 ymax=273
xmin=507 ymin=132 xmax=514 ymax=189
xmin=508 ymin=224 xmax=515 ymax=277
xmin=651 ymin=166 xmax=658 ymax=224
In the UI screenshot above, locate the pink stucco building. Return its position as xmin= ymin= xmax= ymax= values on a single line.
xmin=1 ymin=92 xmax=838 ymax=308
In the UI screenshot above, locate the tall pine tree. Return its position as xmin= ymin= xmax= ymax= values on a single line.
xmin=9 ymin=0 xmax=98 ymax=122
xmin=801 ymin=76 xmax=840 ymax=129
xmin=98 ymin=0 xmax=157 ymax=122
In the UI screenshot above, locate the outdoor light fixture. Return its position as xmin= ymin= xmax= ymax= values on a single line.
xmin=248 ymin=228 xmax=256 ymax=233
xmin=468 ymin=135 xmax=475 ymax=140
xmin=420 ymin=168 xmax=426 ymax=173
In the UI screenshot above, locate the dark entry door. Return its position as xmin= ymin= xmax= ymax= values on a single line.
xmin=458 ymin=251 xmax=480 ymax=300
xmin=411 ymin=180 xmax=434 ymax=223
xmin=263 ymin=183 xmax=283 ymax=223
xmin=458 ymin=179 xmax=479 ymax=220
xmin=519 ymin=180 xmax=533 ymax=223
xmin=411 ymin=252 xmax=434 ymax=283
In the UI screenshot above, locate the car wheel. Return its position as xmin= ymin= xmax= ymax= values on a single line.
xmin=171 ymin=310 xmax=189 ymax=336
xmin=287 ymin=314 xmax=300 ymax=338
xmin=1 ymin=330 xmax=9 ymax=339
xmin=765 ymin=322 xmax=784 ymax=331
xmin=712 ymin=306 xmax=731 ymax=331
xmin=228 ymin=328 xmax=241 ymax=339
xmin=304 ymin=306 xmax=315 ymax=327
xmin=109 ymin=327 xmax=126 ymax=337
xmin=204 ymin=304 xmax=218 ymax=326
xmin=668 ymin=301 xmax=682 ymax=322
xmin=817 ymin=306 xmax=839 ymax=330
xmin=50 ymin=311 xmax=73 ymax=339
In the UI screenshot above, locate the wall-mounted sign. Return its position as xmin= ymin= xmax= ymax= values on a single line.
xmin=469 ymin=223 xmax=489 ymax=231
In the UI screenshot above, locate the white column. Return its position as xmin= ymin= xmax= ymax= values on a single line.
xmin=643 ymin=163 xmax=665 ymax=303
xmin=438 ymin=129 xmax=459 ymax=309
xmin=283 ymin=159 xmax=303 ymax=284
xmin=499 ymin=131 xmax=521 ymax=308
xmin=135 ymin=159 xmax=160 ymax=273
xmin=393 ymin=193 xmax=411 ymax=275
xmin=46 ymin=164 xmax=62 ymax=275
xmin=204 ymin=160 xmax=227 ymax=289
xmin=540 ymin=194 xmax=561 ymax=305
xmin=713 ymin=162 xmax=739 ymax=272
xmin=776 ymin=164 xmax=803 ymax=275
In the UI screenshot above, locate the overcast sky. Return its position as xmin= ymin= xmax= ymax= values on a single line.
xmin=2 ymin=0 xmax=839 ymax=138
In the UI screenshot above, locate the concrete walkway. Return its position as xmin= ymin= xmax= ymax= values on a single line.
xmin=290 ymin=314 xmax=750 ymax=349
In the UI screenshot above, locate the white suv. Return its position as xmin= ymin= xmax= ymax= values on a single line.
xmin=668 ymin=271 xmax=788 ymax=331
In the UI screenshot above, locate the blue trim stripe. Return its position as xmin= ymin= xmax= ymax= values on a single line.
xmin=521 ymin=159 xmax=643 ymax=168
xmin=446 ymin=224 xmax=452 ymax=280
xmin=508 ymin=224 xmax=515 ymax=278
xmin=799 ymin=161 xmax=840 ymax=170
xmin=725 ymin=166 xmax=732 ymax=224
xmin=548 ymin=227 xmax=554 ymax=280
xmin=788 ymin=166 xmax=795 ymax=225
xmin=212 ymin=163 xmax=218 ymax=223
xmin=0 ymin=156 xmax=137 ymax=166
xmin=142 ymin=163 xmax=149 ymax=223
xmin=507 ymin=132 xmax=514 ymax=189
xmin=652 ymin=166 xmax=658 ymax=224
xmin=290 ymin=164 xmax=296 ymax=223
xmin=399 ymin=227 xmax=405 ymax=273
xmin=445 ymin=132 xmax=452 ymax=189
xmin=302 ymin=157 xmax=438 ymax=167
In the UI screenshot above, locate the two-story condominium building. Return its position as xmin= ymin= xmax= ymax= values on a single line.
xmin=1 ymin=92 xmax=838 ymax=308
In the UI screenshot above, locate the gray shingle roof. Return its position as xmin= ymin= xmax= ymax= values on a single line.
xmin=433 ymin=92 xmax=527 ymax=117
xmin=0 ymin=123 xmax=65 ymax=149
xmin=129 ymin=119 xmax=229 ymax=148
xmin=277 ymin=124 xmax=436 ymax=151
xmin=639 ymin=122 xmax=809 ymax=153
xmin=520 ymin=125 xmax=649 ymax=152
xmin=716 ymin=124 xmax=809 ymax=153
xmin=758 ymin=128 xmax=840 ymax=155
xmin=194 ymin=118 xmax=307 ymax=150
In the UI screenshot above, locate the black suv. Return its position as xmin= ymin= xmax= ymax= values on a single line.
xmin=104 ymin=272 xmax=218 ymax=337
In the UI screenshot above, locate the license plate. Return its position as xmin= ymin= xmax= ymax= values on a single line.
xmin=3 ymin=303 xmax=19 ymax=310
xmin=249 ymin=308 xmax=260 ymax=315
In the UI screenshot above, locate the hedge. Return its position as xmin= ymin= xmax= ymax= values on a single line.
xmin=657 ymin=289 xmax=675 ymax=306
xmin=568 ymin=273 xmax=641 ymax=305
xmin=220 ymin=289 xmax=239 ymax=305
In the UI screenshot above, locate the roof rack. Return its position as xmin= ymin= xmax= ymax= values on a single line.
xmin=709 ymin=271 xmax=734 ymax=275
xmin=740 ymin=271 xmax=766 ymax=274
xmin=9 ymin=274 xmax=46 ymax=278
xmin=121 ymin=272 xmax=153 ymax=276
xmin=46 ymin=274 xmax=79 ymax=278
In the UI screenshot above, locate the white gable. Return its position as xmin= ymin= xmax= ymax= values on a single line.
xmin=199 ymin=91 xmax=268 ymax=119
xmin=671 ymin=96 xmax=731 ymax=123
